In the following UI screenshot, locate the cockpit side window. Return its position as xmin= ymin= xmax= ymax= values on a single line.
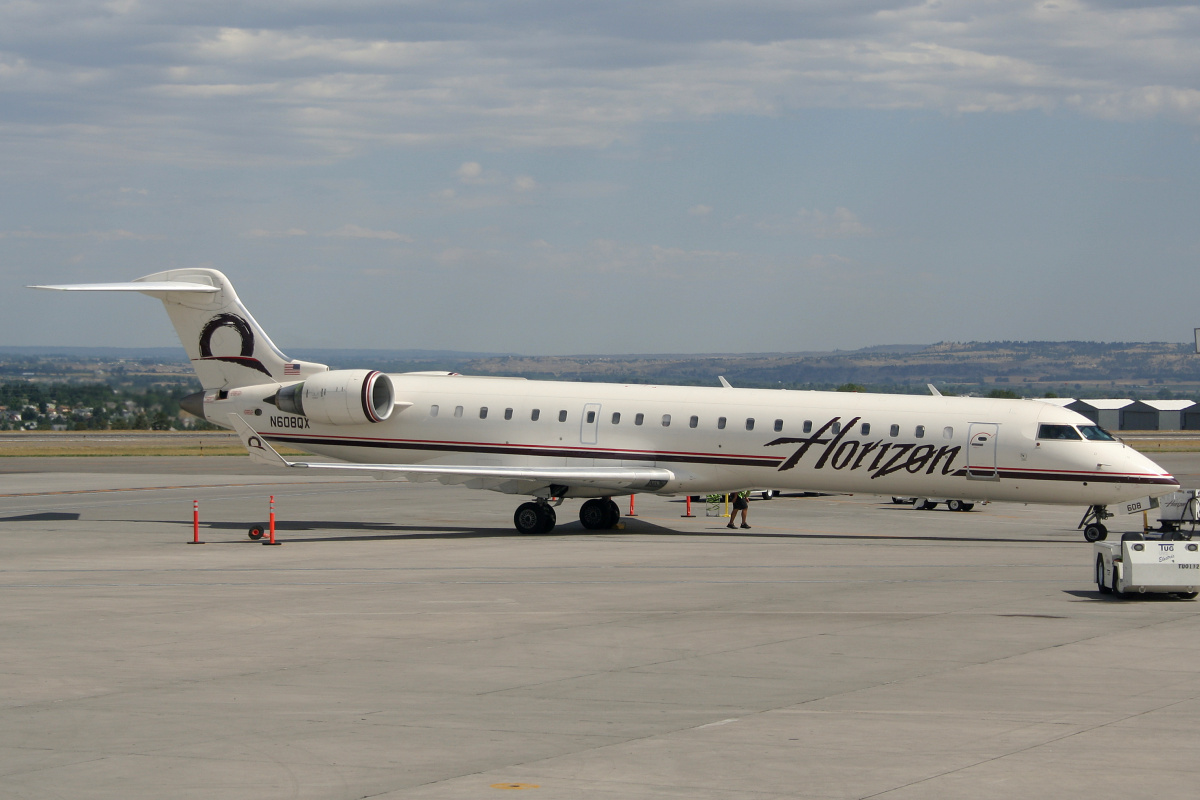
xmin=1037 ymin=423 xmax=1082 ymax=441
xmin=1079 ymin=425 xmax=1116 ymax=441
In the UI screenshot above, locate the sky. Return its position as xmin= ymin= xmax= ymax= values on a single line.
xmin=2 ymin=0 xmax=1200 ymax=356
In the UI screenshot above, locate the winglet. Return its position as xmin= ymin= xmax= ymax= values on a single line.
xmin=927 ymin=384 xmax=942 ymax=397
xmin=718 ymin=376 xmax=732 ymax=388
xmin=228 ymin=414 xmax=297 ymax=468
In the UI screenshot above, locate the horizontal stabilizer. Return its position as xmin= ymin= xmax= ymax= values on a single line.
xmin=29 ymin=282 xmax=219 ymax=293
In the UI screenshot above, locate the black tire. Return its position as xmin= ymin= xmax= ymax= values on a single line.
xmin=579 ymin=499 xmax=608 ymax=530
xmin=960 ymin=503 xmax=975 ymax=512
xmin=947 ymin=500 xmax=964 ymax=512
xmin=605 ymin=499 xmax=620 ymax=528
xmin=248 ymin=526 xmax=264 ymax=540
xmin=514 ymin=502 xmax=545 ymax=534
xmin=921 ymin=500 xmax=938 ymax=511
xmin=1177 ymin=591 xmax=1198 ymax=600
xmin=1083 ymin=523 xmax=1107 ymax=543
xmin=891 ymin=497 xmax=908 ymax=504
xmin=538 ymin=505 xmax=556 ymax=534
xmin=1097 ymin=557 xmax=1111 ymax=594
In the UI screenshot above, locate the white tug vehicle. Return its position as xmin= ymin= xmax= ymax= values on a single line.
xmin=1095 ymin=533 xmax=1200 ymax=600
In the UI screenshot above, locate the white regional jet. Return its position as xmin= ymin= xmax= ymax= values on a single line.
xmin=33 ymin=269 xmax=1178 ymax=539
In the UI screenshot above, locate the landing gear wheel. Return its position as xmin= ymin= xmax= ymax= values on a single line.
xmin=515 ymin=502 xmax=555 ymax=534
xmin=1097 ymin=557 xmax=1111 ymax=594
xmin=605 ymin=499 xmax=620 ymax=528
xmin=960 ymin=503 xmax=975 ymax=512
xmin=248 ymin=525 xmax=265 ymax=540
xmin=891 ymin=497 xmax=908 ymax=504
xmin=1177 ymin=591 xmax=1198 ymax=600
xmin=920 ymin=500 xmax=938 ymax=511
xmin=1083 ymin=523 xmax=1108 ymax=543
xmin=947 ymin=500 xmax=964 ymax=512
xmin=580 ymin=499 xmax=610 ymax=530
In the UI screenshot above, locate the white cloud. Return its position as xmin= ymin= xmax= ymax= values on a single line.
xmin=3 ymin=1 xmax=1199 ymax=166
xmin=325 ymin=224 xmax=412 ymax=241
xmin=688 ymin=205 xmax=713 ymax=216
xmin=456 ymin=161 xmax=484 ymax=182
xmin=243 ymin=228 xmax=308 ymax=238
xmin=756 ymin=208 xmax=874 ymax=238
xmin=0 ymin=228 xmax=160 ymax=241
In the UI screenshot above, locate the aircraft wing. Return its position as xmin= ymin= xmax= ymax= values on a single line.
xmin=228 ymin=415 xmax=673 ymax=494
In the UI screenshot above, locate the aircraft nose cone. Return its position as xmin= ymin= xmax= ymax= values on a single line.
xmin=179 ymin=391 xmax=206 ymax=421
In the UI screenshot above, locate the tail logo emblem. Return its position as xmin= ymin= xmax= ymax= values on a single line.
xmin=197 ymin=313 xmax=271 ymax=377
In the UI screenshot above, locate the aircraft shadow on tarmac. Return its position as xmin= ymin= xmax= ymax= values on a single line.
xmin=0 ymin=512 xmax=81 ymax=522
xmin=1063 ymin=589 xmax=1194 ymax=602
xmin=119 ymin=516 xmax=1073 ymax=545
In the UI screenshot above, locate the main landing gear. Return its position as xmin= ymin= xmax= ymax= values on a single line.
xmin=1080 ymin=504 xmax=1113 ymax=542
xmin=512 ymin=497 xmax=622 ymax=534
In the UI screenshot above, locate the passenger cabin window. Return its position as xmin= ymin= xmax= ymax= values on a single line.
xmin=430 ymin=405 xmax=439 ymax=417
xmin=831 ymin=422 xmax=841 ymax=435
xmin=558 ymin=410 xmax=568 ymax=422
xmin=586 ymin=410 xmax=596 ymax=424
xmin=745 ymin=418 xmax=755 ymax=431
xmin=504 ymin=408 xmax=513 ymax=420
xmin=774 ymin=419 xmax=783 ymax=432
xmin=612 ymin=412 xmax=621 ymax=424
xmin=1038 ymin=424 xmax=1082 ymax=440
xmin=943 ymin=426 xmax=953 ymax=439
xmin=1079 ymin=425 xmax=1115 ymax=441
xmin=479 ymin=407 xmax=488 ymax=419
xmin=915 ymin=425 xmax=925 ymax=438
xmin=662 ymin=414 xmax=671 ymax=427
xmin=861 ymin=423 xmax=870 ymax=436
xmin=454 ymin=406 xmax=463 ymax=418
xmin=803 ymin=420 xmax=812 ymax=433
xmin=717 ymin=416 xmax=727 ymax=430
xmin=889 ymin=424 xmax=899 ymax=437
xmin=531 ymin=409 xmax=540 ymax=421
xmin=689 ymin=415 xmax=698 ymax=428
xmin=635 ymin=413 xmax=644 ymax=426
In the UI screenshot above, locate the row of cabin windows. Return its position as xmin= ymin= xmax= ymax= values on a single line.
xmin=427 ymin=404 xmax=952 ymax=438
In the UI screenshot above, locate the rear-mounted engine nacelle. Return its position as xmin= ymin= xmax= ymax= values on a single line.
xmin=274 ymin=369 xmax=395 ymax=425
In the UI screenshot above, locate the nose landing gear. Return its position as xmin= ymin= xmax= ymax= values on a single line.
xmin=1080 ymin=505 xmax=1113 ymax=542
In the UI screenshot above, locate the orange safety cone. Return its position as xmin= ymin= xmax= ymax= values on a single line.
xmin=681 ymin=495 xmax=695 ymax=518
xmin=188 ymin=499 xmax=204 ymax=544
xmin=263 ymin=495 xmax=282 ymax=545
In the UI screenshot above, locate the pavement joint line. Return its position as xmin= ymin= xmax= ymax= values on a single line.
xmin=0 ymin=479 xmax=368 ymax=498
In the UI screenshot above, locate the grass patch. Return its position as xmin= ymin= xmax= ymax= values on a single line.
xmin=0 ymin=432 xmax=305 ymax=458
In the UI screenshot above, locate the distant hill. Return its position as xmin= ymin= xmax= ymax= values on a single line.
xmin=5 ymin=342 xmax=1200 ymax=397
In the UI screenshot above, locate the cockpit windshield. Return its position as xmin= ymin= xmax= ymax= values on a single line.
xmin=1078 ymin=425 xmax=1116 ymax=441
xmin=1037 ymin=424 xmax=1082 ymax=440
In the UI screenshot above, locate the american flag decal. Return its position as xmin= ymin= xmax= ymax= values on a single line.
xmin=283 ymin=363 xmax=300 ymax=375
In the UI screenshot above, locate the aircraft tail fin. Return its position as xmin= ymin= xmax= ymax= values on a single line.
xmin=31 ymin=269 xmax=328 ymax=391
